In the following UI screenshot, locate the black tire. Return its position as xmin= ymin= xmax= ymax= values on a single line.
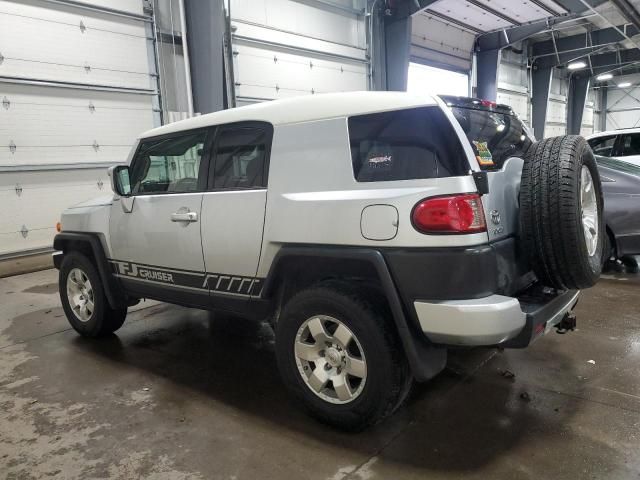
xmin=520 ymin=135 xmax=604 ymax=289
xmin=59 ymin=252 xmax=127 ymax=337
xmin=275 ymin=281 xmax=411 ymax=431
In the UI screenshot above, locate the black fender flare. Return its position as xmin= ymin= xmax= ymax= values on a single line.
xmin=262 ymin=246 xmax=447 ymax=382
xmin=53 ymin=232 xmax=128 ymax=309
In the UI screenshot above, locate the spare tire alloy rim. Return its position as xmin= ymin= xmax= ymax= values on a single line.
xmin=581 ymin=165 xmax=599 ymax=257
xmin=294 ymin=315 xmax=367 ymax=404
xmin=67 ymin=268 xmax=94 ymax=322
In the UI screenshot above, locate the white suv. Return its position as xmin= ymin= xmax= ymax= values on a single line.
xmin=587 ymin=128 xmax=640 ymax=166
xmin=53 ymin=92 xmax=604 ymax=430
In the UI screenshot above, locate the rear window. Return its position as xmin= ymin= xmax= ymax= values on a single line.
xmin=347 ymin=107 xmax=469 ymax=182
xmin=450 ymin=106 xmax=533 ymax=171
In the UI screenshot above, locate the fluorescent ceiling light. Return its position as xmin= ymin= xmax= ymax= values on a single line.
xmin=567 ymin=61 xmax=587 ymax=70
xmin=596 ymin=73 xmax=613 ymax=81
xmin=618 ymin=82 xmax=632 ymax=88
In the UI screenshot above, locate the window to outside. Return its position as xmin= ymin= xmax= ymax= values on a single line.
xmin=129 ymin=131 xmax=206 ymax=194
xmin=588 ymin=135 xmax=618 ymax=157
xmin=212 ymin=126 xmax=270 ymax=189
xmin=618 ymin=134 xmax=640 ymax=156
xmin=450 ymin=106 xmax=533 ymax=171
xmin=407 ymin=63 xmax=469 ymax=97
xmin=348 ymin=107 xmax=469 ymax=182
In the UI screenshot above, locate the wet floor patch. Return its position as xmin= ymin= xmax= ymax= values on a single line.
xmin=1 ymin=268 xmax=640 ymax=479
xmin=22 ymin=283 xmax=59 ymax=295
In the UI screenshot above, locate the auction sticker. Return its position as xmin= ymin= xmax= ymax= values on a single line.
xmin=472 ymin=141 xmax=494 ymax=166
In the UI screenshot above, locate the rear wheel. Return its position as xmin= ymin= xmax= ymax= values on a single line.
xmin=275 ymin=282 xmax=411 ymax=431
xmin=59 ymin=252 xmax=127 ymax=337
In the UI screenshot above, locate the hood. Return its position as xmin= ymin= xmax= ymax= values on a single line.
xmin=67 ymin=194 xmax=114 ymax=209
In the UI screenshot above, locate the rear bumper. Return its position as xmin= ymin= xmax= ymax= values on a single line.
xmin=415 ymin=288 xmax=579 ymax=347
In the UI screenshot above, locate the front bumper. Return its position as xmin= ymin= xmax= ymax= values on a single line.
xmin=414 ymin=288 xmax=580 ymax=347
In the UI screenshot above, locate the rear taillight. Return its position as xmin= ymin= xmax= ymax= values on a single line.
xmin=480 ymin=99 xmax=497 ymax=108
xmin=411 ymin=194 xmax=487 ymax=234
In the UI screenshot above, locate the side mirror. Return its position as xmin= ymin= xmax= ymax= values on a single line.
xmin=108 ymin=165 xmax=132 ymax=197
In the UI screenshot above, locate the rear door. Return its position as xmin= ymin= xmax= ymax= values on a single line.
xmin=448 ymin=104 xmax=533 ymax=242
xmin=200 ymin=122 xmax=272 ymax=309
xmin=109 ymin=129 xmax=211 ymax=305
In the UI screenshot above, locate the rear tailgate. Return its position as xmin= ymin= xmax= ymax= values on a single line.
xmin=442 ymin=96 xmax=536 ymax=294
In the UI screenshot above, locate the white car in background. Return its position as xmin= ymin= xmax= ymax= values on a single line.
xmin=587 ymin=128 xmax=640 ymax=166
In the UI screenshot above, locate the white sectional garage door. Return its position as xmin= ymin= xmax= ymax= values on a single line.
xmin=230 ymin=0 xmax=368 ymax=105
xmin=0 ymin=0 xmax=155 ymax=256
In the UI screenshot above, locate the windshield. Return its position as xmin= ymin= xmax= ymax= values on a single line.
xmin=450 ymin=106 xmax=533 ymax=171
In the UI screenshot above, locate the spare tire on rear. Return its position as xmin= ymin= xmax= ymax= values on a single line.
xmin=520 ymin=135 xmax=604 ymax=290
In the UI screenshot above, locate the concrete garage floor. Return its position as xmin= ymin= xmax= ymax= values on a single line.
xmin=1 ymin=269 xmax=639 ymax=479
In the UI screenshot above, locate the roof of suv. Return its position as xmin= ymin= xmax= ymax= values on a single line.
xmin=141 ymin=91 xmax=439 ymax=139
xmin=587 ymin=128 xmax=640 ymax=140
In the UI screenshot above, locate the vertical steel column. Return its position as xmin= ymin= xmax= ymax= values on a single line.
xmin=184 ymin=0 xmax=226 ymax=114
xmin=475 ymin=49 xmax=501 ymax=101
xmin=532 ymin=65 xmax=553 ymax=140
xmin=384 ymin=13 xmax=412 ymax=91
xmin=567 ymin=74 xmax=591 ymax=135
xmin=599 ymin=87 xmax=608 ymax=131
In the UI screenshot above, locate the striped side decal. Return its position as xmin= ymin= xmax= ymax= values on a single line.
xmin=108 ymin=260 xmax=263 ymax=297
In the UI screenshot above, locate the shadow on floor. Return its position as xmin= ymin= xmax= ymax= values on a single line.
xmin=65 ymin=307 xmax=588 ymax=472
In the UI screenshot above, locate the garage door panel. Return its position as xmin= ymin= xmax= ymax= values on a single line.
xmin=1 ymin=0 xmax=146 ymax=39
xmin=1 ymin=106 xmax=151 ymax=146
xmin=234 ymin=43 xmax=366 ymax=100
xmin=0 ymin=145 xmax=132 ymax=166
xmin=232 ymin=0 xmax=364 ymax=48
xmin=0 ymin=167 xmax=112 ymax=255
xmin=1 ymin=2 xmax=149 ymax=89
xmin=547 ymin=100 xmax=567 ymax=124
xmin=1 ymin=58 xmax=150 ymax=91
xmin=0 ymin=84 xmax=153 ymax=164
xmin=497 ymin=90 xmax=529 ymax=122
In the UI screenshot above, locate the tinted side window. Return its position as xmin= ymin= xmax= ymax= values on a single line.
xmin=130 ymin=131 xmax=207 ymax=194
xmin=212 ymin=125 xmax=271 ymax=189
xmin=618 ymin=134 xmax=640 ymax=156
xmin=348 ymin=107 xmax=469 ymax=182
xmin=588 ymin=135 xmax=618 ymax=157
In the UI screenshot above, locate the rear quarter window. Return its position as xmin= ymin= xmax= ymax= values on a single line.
xmin=347 ymin=107 xmax=469 ymax=182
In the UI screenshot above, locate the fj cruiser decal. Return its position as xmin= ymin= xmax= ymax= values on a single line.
xmin=109 ymin=260 xmax=263 ymax=297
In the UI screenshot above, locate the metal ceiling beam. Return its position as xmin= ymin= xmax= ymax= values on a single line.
xmin=531 ymin=24 xmax=639 ymax=58
xmin=476 ymin=0 xmax=607 ymax=52
xmin=535 ymin=45 xmax=640 ymax=70
xmin=609 ymin=0 xmax=640 ymax=31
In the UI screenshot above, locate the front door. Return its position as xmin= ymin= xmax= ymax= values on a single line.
xmin=109 ymin=129 xmax=211 ymax=305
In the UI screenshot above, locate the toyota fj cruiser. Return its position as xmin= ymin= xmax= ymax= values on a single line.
xmin=54 ymin=92 xmax=604 ymax=430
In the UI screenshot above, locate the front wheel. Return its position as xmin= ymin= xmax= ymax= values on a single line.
xmin=59 ymin=252 xmax=127 ymax=337
xmin=275 ymin=282 xmax=411 ymax=431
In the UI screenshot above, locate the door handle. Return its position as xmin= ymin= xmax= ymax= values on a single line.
xmin=171 ymin=211 xmax=198 ymax=223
